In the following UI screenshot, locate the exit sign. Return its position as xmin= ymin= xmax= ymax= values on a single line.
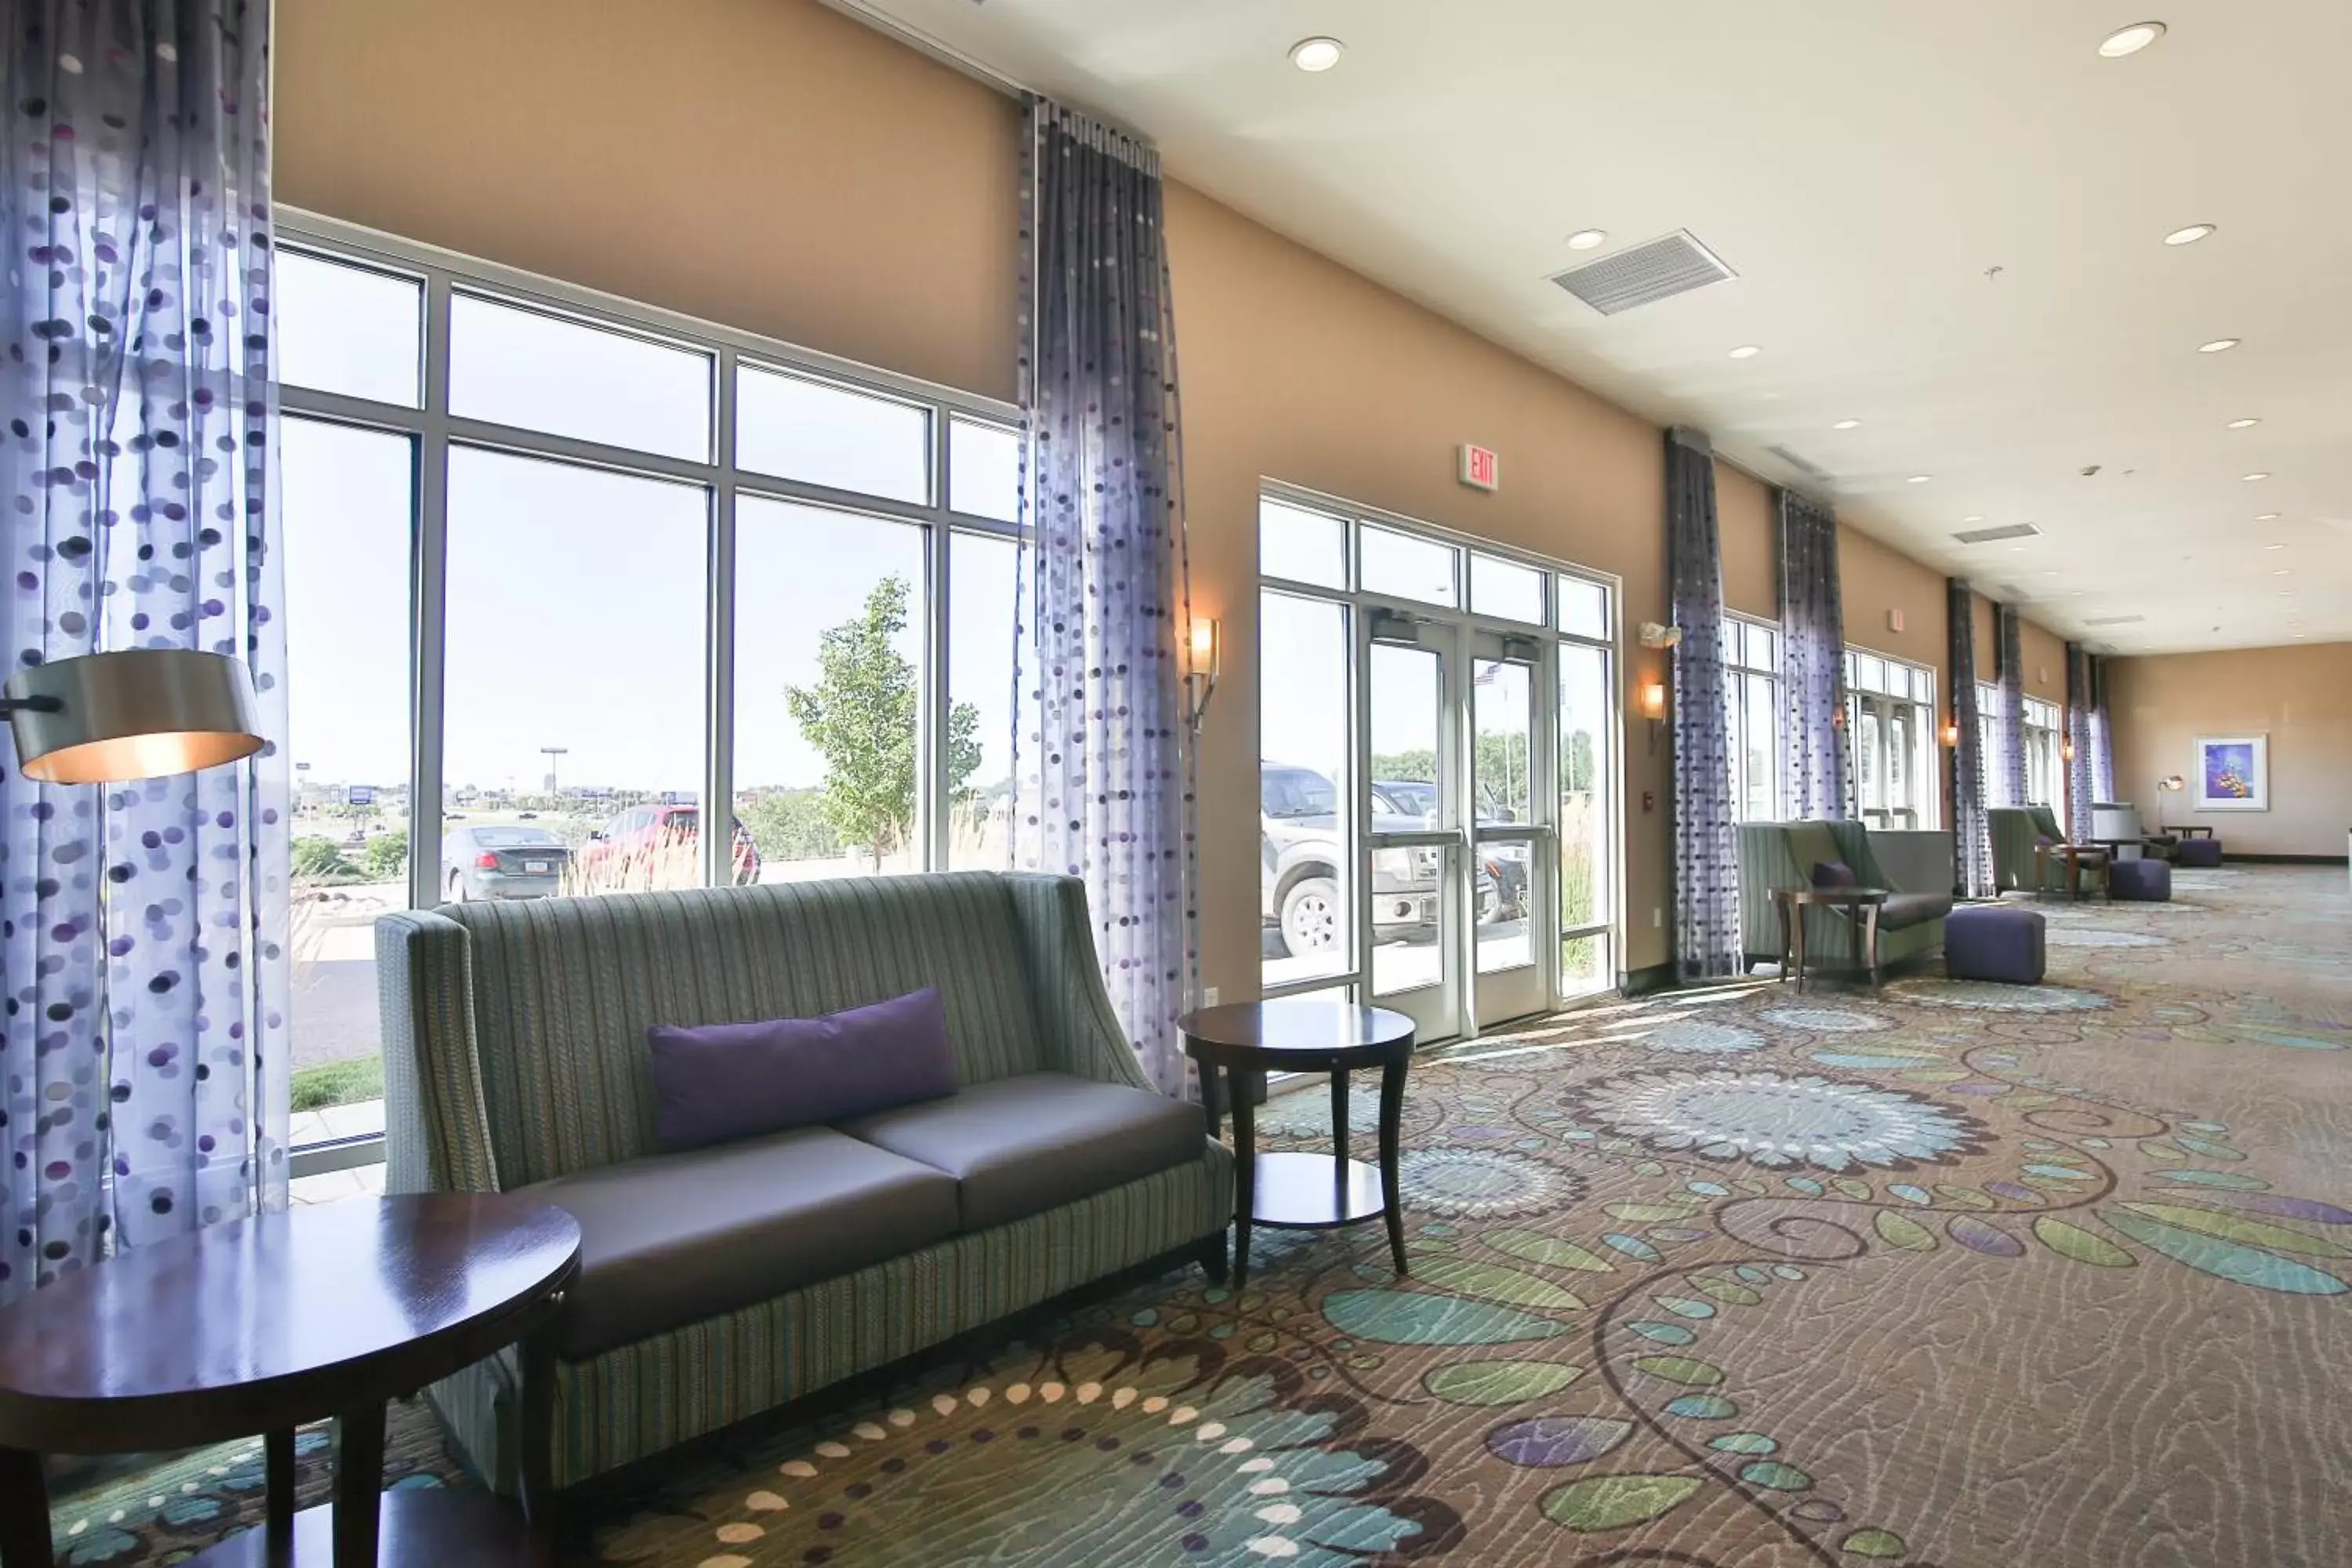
xmin=1458 ymin=444 xmax=1500 ymax=492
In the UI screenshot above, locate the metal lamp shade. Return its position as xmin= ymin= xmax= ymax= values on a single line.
xmin=5 ymin=649 xmax=263 ymax=784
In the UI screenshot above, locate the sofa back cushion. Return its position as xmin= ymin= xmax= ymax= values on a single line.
xmin=647 ymin=987 xmax=958 ymax=1154
xmin=1784 ymin=821 xmax=1844 ymax=881
xmin=447 ymin=874 xmax=1047 ymax=1185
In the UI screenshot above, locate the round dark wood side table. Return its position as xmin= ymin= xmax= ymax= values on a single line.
xmin=0 ymin=1194 xmax=581 ymax=1568
xmin=1181 ymin=1001 xmax=1415 ymax=1289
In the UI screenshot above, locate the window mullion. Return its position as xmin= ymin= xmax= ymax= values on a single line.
xmin=706 ymin=347 xmax=739 ymax=889
xmin=408 ymin=269 xmax=453 ymax=913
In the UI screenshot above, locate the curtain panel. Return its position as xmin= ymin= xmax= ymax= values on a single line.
xmin=1667 ymin=429 xmax=1739 ymax=981
xmin=1993 ymin=601 xmax=2028 ymax=807
xmin=2065 ymin=643 xmax=2096 ymax=839
xmin=1014 ymin=97 xmax=1198 ymax=1097
xmin=2 ymin=0 xmax=287 ymax=1305
xmin=1947 ymin=579 xmax=1991 ymax=897
xmin=2088 ymin=655 xmax=2116 ymax=806
xmin=1773 ymin=488 xmax=1849 ymax=818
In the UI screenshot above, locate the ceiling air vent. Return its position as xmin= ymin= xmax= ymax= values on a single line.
xmin=2084 ymin=615 xmax=2147 ymax=626
xmin=1548 ymin=230 xmax=1736 ymax=315
xmin=1951 ymin=522 xmax=2043 ymax=545
xmin=1766 ymin=445 xmax=1834 ymax=482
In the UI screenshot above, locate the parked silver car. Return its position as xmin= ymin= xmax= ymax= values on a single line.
xmin=441 ymin=824 xmax=570 ymax=902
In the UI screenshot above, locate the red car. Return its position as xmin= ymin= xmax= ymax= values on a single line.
xmin=574 ymin=803 xmax=761 ymax=890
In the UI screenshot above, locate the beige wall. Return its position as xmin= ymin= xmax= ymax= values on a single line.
xmin=276 ymin=0 xmax=2050 ymax=994
xmin=2107 ymin=644 xmax=2352 ymax=858
xmin=275 ymin=0 xmax=1021 ymax=401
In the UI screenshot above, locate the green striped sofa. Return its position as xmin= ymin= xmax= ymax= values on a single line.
xmin=376 ymin=871 xmax=1232 ymax=1495
xmin=1737 ymin=820 xmax=1952 ymax=977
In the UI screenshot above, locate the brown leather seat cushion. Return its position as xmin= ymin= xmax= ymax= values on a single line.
xmin=839 ymin=1072 xmax=1207 ymax=1231
xmin=1880 ymin=891 xmax=1955 ymax=931
xmin=522 ymin=1127 xmax=960 ymax=1356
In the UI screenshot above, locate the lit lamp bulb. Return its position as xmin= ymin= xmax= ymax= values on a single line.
xmin=1184 ymin=616 xmax=1220 ymax=731
xmin=1941 ymin=722 xmax=1961 ymax=748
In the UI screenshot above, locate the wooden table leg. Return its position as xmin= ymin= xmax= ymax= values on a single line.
xmin=1229 ymin=1065 xmax=1258 ymax=1291
xmin=265 ymin=1428 xmax=297 ymax=1557
xmin=517 ymin=1310 xmax=563 ymax=1549
xmin=1792 ymin=904 xmax=1809 ymax=995
xmin=331 ymin=1402 xmax=387 ymax=1568
xmin=1330 ymin=1068 xmax=1349 ymax=1213
xmin=1377 ymin=1054 xmax=1410 ymax=1276
xmin=1866 ymin=904 xmax=1884 ymax=992
xmin=0 ymin=1446 xmax=55 ymax=1568
xmin=1776 ymin=899 xmax=1791 ymax=985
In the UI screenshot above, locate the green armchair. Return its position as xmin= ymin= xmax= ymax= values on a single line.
xmin=1989 ymin=805 xmax=2108 ymax=897
xmin=1737 ymin=820 xmax=1953 ymax=978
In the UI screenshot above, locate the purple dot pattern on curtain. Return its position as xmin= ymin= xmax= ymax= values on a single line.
xmin=2 ymin=0 xmax=288 ymax=1305
xmin=1993 ymin=601 xmax=2027 ymax=807
xmin=2087 ymin=654 xmax=2115 ymax=807
xmin=1947 ymin=579 xmax=1991 ymax=898
xmin=1773 ymin=487 xmax=1849 ymax=819
xmin=2064 ymin=643 xmax=2096 ymax=840
xmin=1013 ymin=97 xmax=1199 ymax=1097
xmin=1668 ymin=429 xmax=1739 ymax=982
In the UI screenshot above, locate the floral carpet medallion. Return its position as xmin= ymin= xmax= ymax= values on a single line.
xmin=51 ymin=870 xmax=2352 ymax=1566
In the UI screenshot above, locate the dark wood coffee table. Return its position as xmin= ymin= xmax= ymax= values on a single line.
xmin=1773 ymin=885 xmax=1891 ymax=993
xmin=1181 ymin=1001 xmax=1415 ymax=1290
xmin=0 ymin=1194 xmax=580 ymax=1568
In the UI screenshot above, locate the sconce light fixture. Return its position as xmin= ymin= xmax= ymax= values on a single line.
xmin=1941 ymin=721 xmax=1961 ymax=748
xmin=1638 ymin=677 xmax=1668 ymax=753
xmin=2063 ymin=739 xmax=2077 ymax=763
xmin=1185 ymin=615 xmax=1221 ymax=732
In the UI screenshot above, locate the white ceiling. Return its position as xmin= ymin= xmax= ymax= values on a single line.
xmin=841 ymin=0 xmax=2352 ymax=655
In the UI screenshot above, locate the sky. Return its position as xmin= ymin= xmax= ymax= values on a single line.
xmin=275 ymin=251 xmax=1021 ymax=799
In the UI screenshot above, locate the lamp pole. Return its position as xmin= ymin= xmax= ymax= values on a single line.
xmin=541 ymin=746 xmax=568 ymax=797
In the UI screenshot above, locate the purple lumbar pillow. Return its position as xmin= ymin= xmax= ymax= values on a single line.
xmin=646 ymin=988 xmax=957 ymax=1153
xmin=1811 ymin=860 xmax=1857 ymax=888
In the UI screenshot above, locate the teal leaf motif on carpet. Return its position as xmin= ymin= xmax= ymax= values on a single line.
xmin=1322 ymin=1289 xmax=1570 ymax=1345
xmin=2100 ymin=1209 xmax=2349 ymax=1294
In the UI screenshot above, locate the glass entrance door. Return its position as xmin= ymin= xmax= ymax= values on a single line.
xmin=1364 ymin=620 xmax=1462 ymax=1043
xmin=1472 ymin=636 xmax=1551 ymax=1026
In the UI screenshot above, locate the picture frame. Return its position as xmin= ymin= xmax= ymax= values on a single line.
xmin=2192 ymin=734 xmax=2268 ymax=811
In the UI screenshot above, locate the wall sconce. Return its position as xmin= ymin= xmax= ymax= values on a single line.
xmin=1940 ymin=721 xmax=1961 ymax=748
xmin=1185 ymin=615 xmax=1221 ymax=733
xmin=2063 ymin=739 xmax=2077 ymax=763
xmin=1638 ymin=677 xmax=1668 ymax=754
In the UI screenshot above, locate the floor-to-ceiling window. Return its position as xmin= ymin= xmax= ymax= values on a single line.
xmin=1257 ymin=490 xmax=1621 ymax=1038
xmin=1723 ymin=616 xmax=1782 ymax=822
xmin=2023 ymin=695 xmax=2063 ymax=808
xmin=274 ymin=220 xmax=1022 ymax=1176
xmin=1846 ymin=649 xmax=1940 ymax=829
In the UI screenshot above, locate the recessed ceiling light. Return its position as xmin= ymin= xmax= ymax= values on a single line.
xmin=2198 ymin=338 xmax=2241 ymax=354
xmin=1907 ymin=474 xmax=1933 ymax=484
xmin=2274 ymin=569 xmax=2292 ymax=576
xmin=2163 ymin=223 xmax=2216 ymax=246
xmin=1566 ymin=228 xmax=1607 ymax=251
xmin=1288 ymin=36 xmax=1344 ymax=71
xmin=2224 ymin=418 xmax=2262 ymax=430
xmin=2256 ymin=513 xmax=2281 ymax=521
xmin=1728 ymin=344 xmax=1762 ymax=360
xmin=2242 ymin=472 xmax=2270 ymax=481
xmin=2264 ymin=542 xmax=2286 ymax=549
xmin=1962 ymin=514 xmax=1985 ymax=523
xmin=2098 ymin=20 xmax=2167 ymax=58
xmin=1832 ymin=418 xmax=1862 ymax=430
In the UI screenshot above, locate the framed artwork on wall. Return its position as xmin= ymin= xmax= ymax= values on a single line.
xmin=2193 ymin=734 xmax=2268 ymax=811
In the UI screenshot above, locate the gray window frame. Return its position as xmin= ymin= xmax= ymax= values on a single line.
xmin=275 ymin=211 xmax=1022 ymax=1177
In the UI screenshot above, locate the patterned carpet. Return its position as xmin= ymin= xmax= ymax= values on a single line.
xmin=51 ymin=866 xmax=2352 ymax=1566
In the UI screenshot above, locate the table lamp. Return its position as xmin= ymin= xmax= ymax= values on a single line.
xmin=1 ymin=648 xmax=263 ymax=783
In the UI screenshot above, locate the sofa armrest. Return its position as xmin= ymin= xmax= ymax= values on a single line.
xmin=1002 ymin=873 xmax=1156 ymax=1093
xmin=375 ymin=909 xmax=504 ymax=1194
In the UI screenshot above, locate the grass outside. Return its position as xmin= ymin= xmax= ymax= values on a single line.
xmin=291 ymin=1055 xmax=383 ymax=1113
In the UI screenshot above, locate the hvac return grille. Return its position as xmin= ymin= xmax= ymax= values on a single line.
xmin=1549 ymin=230 xmax=1736 ymax=315
xmin=1951 ymin=523 xmax=2043 ymax=545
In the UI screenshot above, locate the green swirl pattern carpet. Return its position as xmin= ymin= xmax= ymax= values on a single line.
xmin=51 ymin=866 xmax=2352 ymax=1566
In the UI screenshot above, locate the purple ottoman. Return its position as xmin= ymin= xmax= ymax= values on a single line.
xmin=1946 ymin=905 xmax=2046 ymax=985
xmin=2175 ymin=837 xmax=2222 ymax=868
xmin=2110 ymin=857 xmax=2172 ymax=902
